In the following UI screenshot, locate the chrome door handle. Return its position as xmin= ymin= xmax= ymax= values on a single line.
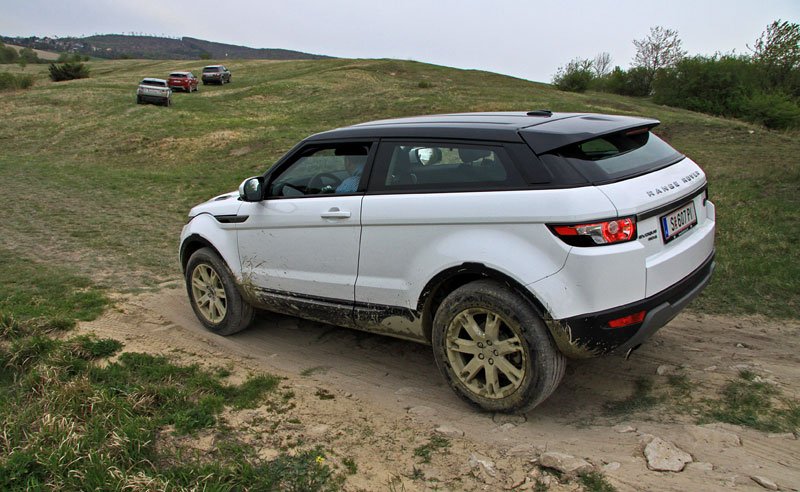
xmin=320 ymin=207 xmax=351 ymax=219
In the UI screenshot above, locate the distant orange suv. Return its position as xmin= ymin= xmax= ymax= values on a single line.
xmin=167 ymin=71 xmax=199 ymax=92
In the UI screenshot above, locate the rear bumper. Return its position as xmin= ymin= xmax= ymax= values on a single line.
xmin=138 ymin=93 xmax=169 ymax=103
xmin=546 ymin=251 xmax=715 ymax=358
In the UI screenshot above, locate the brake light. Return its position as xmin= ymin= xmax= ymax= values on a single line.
xmin=550 ymin=218 xmax=636 ymax=246
xmin=608 ymin=310 xmax=646 ymax=328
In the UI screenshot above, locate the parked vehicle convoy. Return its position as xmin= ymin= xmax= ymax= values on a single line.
xmin=179 ymin=111 xmax=716 ymax=413
xmin=167 ymin=71 xmax=199 ymax=92
xmin=136 ymin=78 xmax=172 ymax=106
xmin=201 ymin=65 xmax=231 ymax=85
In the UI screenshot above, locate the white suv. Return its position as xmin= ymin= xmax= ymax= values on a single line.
xmin=136 ymin=78 xmax=172 ymax=106
xmin=180 ymin=112 xmax=716 ymax=412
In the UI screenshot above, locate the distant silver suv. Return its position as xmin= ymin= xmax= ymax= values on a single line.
xmin=136 ymin=78 xmax=172 ymax=106
xmin=180 ymin=112 xmax=716 ymax=413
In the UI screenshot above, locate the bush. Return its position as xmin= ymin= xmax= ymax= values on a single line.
xmin=552 ymin=58 xmax=595 ymax=93
xmin=48 ymin=62 xmax=90 ymax=82
xmin=56 ymin=52 xmax=90 ymax=63
xmin=603 ymin=66 xmax=652 ymax=96
xmin=0 ymin=42 xmax=19 ymax=64
xmin=0 ymin=72 xmax=34 ymax=91
xmin=653 ymin=55 xmax=756 ymax=116
xmin=741 ymin=92 xmax=800 ymax=129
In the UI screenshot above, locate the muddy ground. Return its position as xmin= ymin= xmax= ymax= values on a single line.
xmin=78 ymin=287 xmax=799 ymax=491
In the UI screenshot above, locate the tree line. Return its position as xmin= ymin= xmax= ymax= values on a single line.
xmin=552 ymin=20 xmax=800 ymax=129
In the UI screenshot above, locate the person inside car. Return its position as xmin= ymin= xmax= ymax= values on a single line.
xmin=335 ymin=150 xmax=368 ymax=193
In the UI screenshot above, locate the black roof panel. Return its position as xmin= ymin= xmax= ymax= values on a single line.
xmin=305 ymin=112 xmax=659 ymax=152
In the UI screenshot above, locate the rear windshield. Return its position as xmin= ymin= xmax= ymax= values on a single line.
xmin=548 ymin=129 xmax=683 ymax=183
xmin=141 ymin=80 xmax=167 ymax=87
xmin=169 ymin=73 xmax=186 ymax=78
xmin=203 ymin=67 xmax=220 ymax=72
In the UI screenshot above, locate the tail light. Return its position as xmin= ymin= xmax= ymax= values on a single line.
xmin=549 ymin=217 xmax=636 ymax=246
xmin=608 ymin=310 xmax=646 ymax=328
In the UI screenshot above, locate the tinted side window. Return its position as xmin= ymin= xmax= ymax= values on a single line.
xmin=268 ymin=143 xmax=372 ymax=197
xmin=370 ymin=142 xmax=524 ymax=192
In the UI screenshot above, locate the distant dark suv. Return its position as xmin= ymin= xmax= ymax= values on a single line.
xmin=201 ymin=65 xmax=231 ymax=85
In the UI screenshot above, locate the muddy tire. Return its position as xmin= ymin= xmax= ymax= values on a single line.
xmin=432 ymin=280 xmax=565 ymax=413
xmin=185 ymin=247 xmax=254 ymax=336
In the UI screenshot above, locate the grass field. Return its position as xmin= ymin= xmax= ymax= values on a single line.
xmin=0 ymin=58 xmax=798 ymax=317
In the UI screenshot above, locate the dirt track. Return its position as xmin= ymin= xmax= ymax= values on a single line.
xmin=80 ymin=287 xmax=800 ymax=491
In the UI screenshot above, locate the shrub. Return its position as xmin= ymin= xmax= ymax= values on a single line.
xmin=0 ymin=42 xmax=19 ymax=64
xmin=741 ymin=92 xmax=800 ymax=129
xmin=552 ymin=58 xmax=595 ymax=93
xmin=0 ymin=72 xmax=35 ymax=91
xmin=603 ymin=66 xmax=651 ymax=96
xmin=653 ymin=55 xmax=756 ymax=116
xmin=48 ymin=62 xmax=90 ymax=82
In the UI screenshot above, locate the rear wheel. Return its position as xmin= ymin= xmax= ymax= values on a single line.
xmin=432 ymin=280 xmax=565 ymax=413
xmin=186 ymin=247 xmax=254 ymax=336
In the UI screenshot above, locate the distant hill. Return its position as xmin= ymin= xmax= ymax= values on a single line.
xmin=0 ymin=34 xmax=331 ymax=61
xmin=4 ymin=43 xmax=60 ymax=60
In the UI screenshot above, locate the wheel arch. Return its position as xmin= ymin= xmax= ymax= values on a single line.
xmin=417 ymin=262 xmax=550 ymax=342
xmin=180 ymin=234 xmax=224 ymax=274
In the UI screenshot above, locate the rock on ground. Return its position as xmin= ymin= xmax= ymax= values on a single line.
xmin=434 ymin=424 xmax=464 ymax=438
xmin=644 ymin=437 xmax=693 ymax=472
xmin=538 ymin=451 xmax=593 ymax=475
xmin=468 ymin=452 xmax=497 ymax=477
xmin=751 ymin=475 xmax=779 ymax=490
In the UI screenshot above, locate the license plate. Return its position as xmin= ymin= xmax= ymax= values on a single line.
xmin=661 ymin=201 xmax=697 ymax=243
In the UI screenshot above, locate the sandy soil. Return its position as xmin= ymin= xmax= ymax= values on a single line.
xmin=78 ymin=287 xmax=800 ymax=491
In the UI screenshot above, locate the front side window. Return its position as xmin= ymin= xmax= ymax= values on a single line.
xmin=268 ymin=143 xmax=372 ymax=197
xmin=370 ymin=142 xmax=523 ymax=192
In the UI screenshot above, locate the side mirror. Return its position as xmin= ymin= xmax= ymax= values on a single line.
xmin=238 ymin=176 xmax=264 ymax=202
xmin=414 ymin=147 xmax=442 ymax=166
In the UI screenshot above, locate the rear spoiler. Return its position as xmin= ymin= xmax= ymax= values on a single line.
xmin=520 ymin=114 xmax=660 ymax=154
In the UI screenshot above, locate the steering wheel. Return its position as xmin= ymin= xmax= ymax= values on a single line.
xmin=307 ymin=172 xmax=342 ymax=193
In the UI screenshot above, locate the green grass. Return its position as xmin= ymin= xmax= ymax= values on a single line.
xmin=600 ymin=370 xmax=799 ymax=434
xmin=0 ymin=313 xmax=347 ymax=490
xmin=603 ymin=377 xmax=660 ymax=416
xmin=578 ymin=471 xmax=617 ymax=492
xmin=1 ymin=58 xmax=797 ymax=314
xmin=413 ymin=435 xmax=451 ymax=463
xmin=701 ymin=370 xmax=800 ymax=433
xmin=0 ymin=248 xmax=343 ymax=490
xmin=0 ymin=247 xmax=107 ymax=321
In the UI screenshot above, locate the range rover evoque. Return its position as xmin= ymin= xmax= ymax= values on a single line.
xmin=179 ymin=111 xmax=716 ymax=413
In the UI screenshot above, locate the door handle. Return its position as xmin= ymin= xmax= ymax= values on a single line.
xmin=320 ymin=207 xmax=351 ymax=219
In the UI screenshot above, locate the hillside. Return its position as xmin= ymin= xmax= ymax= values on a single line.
xmin=0 ymin=58 xmax=797 ymax=318
xmin=0 ymin=34 xmax=330 ymax=60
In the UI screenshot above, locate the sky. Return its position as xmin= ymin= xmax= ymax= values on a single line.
xmin=2 ymin=0 xmax=798 ymax=83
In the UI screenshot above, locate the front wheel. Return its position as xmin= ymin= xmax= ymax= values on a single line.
xmin=185 ymin=247 xmax=254 ymax=336
xmin=432 ymin=280 xmax=565 ymax=413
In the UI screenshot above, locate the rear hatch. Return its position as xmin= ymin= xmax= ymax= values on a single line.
xmin=139 ymin=80 xmax=169 ymax=96
xmin=532 ymin=124 xmax=715 ymax=298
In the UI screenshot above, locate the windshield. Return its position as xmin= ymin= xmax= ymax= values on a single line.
xmin=141 ymin=80 xmax=167 ymax=87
